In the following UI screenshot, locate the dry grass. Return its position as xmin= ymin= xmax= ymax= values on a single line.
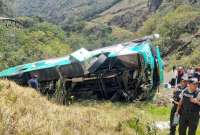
xmin=0 ymin=80 xmax=138 ymax=135
xmin=111 ymin=26 xmax=133 ymax=41
xmin=1 ymin=80 xmax=198 ymax=135
xmin=93 ymin=0 xmax=147 ymax=23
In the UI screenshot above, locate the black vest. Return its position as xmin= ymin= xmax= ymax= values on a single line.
xmin=173 ymin=86 xmax=186 ymax=102
xmin=182 ymin=89 xmax=200 ymax=113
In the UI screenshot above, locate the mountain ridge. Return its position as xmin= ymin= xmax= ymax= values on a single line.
xmin=0 ymin=0 xmax=200 ymax=68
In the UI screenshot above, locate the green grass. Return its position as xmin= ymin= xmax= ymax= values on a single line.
xmin=146 ymin=104 xmax=170 ymax=120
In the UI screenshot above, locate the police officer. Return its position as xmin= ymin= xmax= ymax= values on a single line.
xmin=177 ymin=78 xmax=200 ymax=135
xmin=169 ymin=76 xmax=188 ymax=135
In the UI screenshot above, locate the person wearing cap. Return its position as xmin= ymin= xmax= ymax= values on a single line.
xmin=194 ymin=67 xmax=200 ymax=89
xmin=170 ymin=66 xmax=178 ymax=88
xmin=177 ymin=66 xmax=185 ymax=84
xmin=187 ymin=66 xmax=195 ymax=79
xmin=177 ymin=78 xmax=200 ymax=135
xmin=169 ymin=76 xmax=188 ymax=135
xmin=27 ymin=74 xmax=39 ymax=89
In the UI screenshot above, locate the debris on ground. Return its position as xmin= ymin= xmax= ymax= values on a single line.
xmin=155 ymin=121 xmax=170 ymax=130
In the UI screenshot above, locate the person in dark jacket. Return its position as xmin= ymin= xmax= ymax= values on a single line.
xmin=27 ymin=74 xmax=39 ymax=89
xmin=169 ymin=76 xmax=188 ymax=135
xmin=177 ymin=78 xmax=200 ymax=135
xmin=177 ymin=66 xmax=185 ymax=84
xmin=194 ymin=67 xmax=200 ymax=88
xmin=170 ymin=66 xmax=178 ymax=88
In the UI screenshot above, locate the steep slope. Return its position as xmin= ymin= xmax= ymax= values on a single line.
xmin=92 ymin=0 xmax=150 ymax=32
xmin=2 ymin=0 xmax=200 ymax=30
xmin=93 ymin=0 xmax=200 ymax=32
xmin=1 ymin=0 xmax=200 ymax=68
xmin=138 ymin=5 xmax=200 ymax=67
xmin=13 ymin=0 xmax=121 ymax=23
xmin=0 ymin=16 xmax=134 ymax=70
xmin=0 ymin=80 xmax=173 ymax=135
xmin=1 ymin=0 xmax=160 ymax=30
xmin=0 ymin=20 xmax=72 ymax=70
xmin=0 ymin=0 xmax=14 ymax=17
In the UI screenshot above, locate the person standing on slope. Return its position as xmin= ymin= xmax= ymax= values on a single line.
xmin=177 ymin=78 xmax=200 ymax=135
xmin=27 ymin=74 xmax=39 ymax=90
xmin=169 ymin=76 xmax=188 ymax=135
xmin=170 ymin=66 xmax=178 ymax=88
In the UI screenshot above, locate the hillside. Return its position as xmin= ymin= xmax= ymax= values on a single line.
xmin=0 ymin=1 xmax=200 ymax=135
xmin=1 ymin=80 xmax=199 ymax=135
xmin=0 ymin=19 xmax=72 ymax=70
xmin=0 ymin=0 xmax=199 ymax=69
xmin=138 ymin=4 xmax=200 ymax=67
xmin=92 ymin=0 xmax=150 ymax=32
xmin=1 ymin=0 xmax=157 ymax=28
xmin=0 ymin=16 xmax=134 ymax=70
xmin=0 ymin=0 xmax=151 ymax=34
xmin=0 ymin=0 xmax=14 ymax=16
xmin=14 ymin=0 xmax=121 ymax=23
xmin=0 ymin=80 xmax=172 ymax=135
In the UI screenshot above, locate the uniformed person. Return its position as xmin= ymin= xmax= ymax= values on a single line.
xmin=169 ymin=76 xmax=188 ymax=135
xmin=177 ymin=78 xmax=200 ymax=135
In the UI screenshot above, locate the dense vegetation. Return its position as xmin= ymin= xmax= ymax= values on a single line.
xmin=0 ymin=20 xmax=71 ymax=70
xmin=14 ymin=0 xmax=122 ymax=23
xmin=138 ymin=5 xmax=200 ymax=67
xmin=0 ymin=0 xmax=200 ymax=69
xmin=0 ymin=0 xmax=14 ymax=16
xmin=0 ymin=16 xmax=133 ymax=70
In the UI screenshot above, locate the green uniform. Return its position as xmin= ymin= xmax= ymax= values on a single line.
xmin=179 ymin=89 xmax=200 ymax=135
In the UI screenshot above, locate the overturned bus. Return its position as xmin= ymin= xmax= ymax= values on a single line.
xmin=0 ymin=34 xmax=164 ymax=101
